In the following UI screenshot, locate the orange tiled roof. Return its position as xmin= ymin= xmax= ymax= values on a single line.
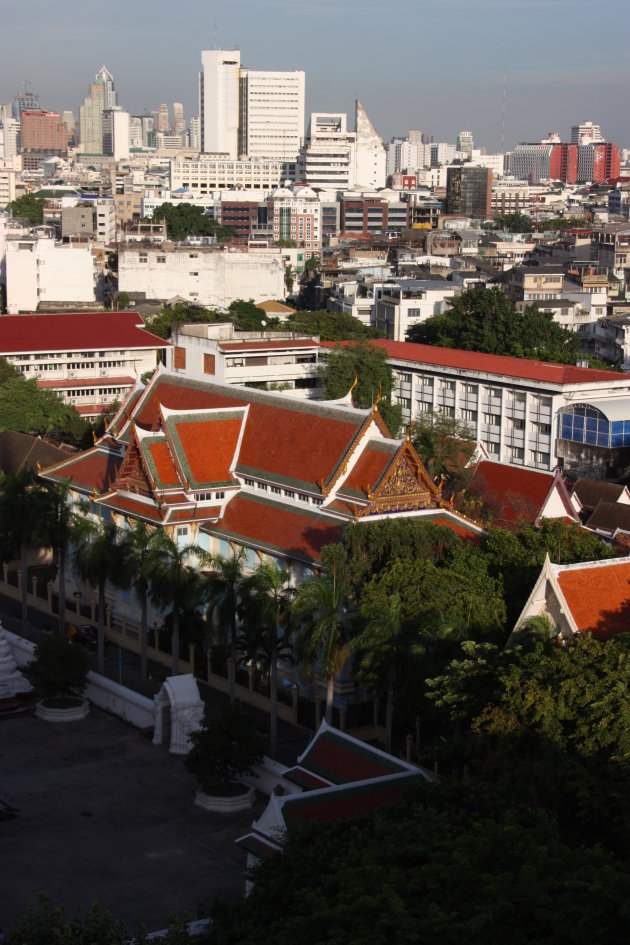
xmin=167 ymin=414 xmax=242 ymax=487
xmin=339 ymin=442 xmax=397 ymax=498
xmin=41 ymin=448 xmax=123 ymax=492
xmin=557 ymin=560 xmax=630 ymax=639
xmin=147 ymin=441 xmax=181 ymax=488
xmin=212 ymin=494 xmax=340 ymax=562
xmin=468 ymin=461 xmax=556 ymax=526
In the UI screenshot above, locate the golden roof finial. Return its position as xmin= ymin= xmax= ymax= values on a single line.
xmin=405 ymin=420 xmax=415 ymax=443
xmin=104 ymin=418 xmax=109 ymax=431
xmin=92 ymin=430 xmax=97 ymax=445
xmin=373 ymin=381 xmax=382 ymax=412
xmin=36 ymin=460 xmax=42 ymax=473
xmin=349 ymin=374 xmax=358 ymax=395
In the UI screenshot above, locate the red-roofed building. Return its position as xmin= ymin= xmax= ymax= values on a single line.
xmin=0 ymin=312 xmax=170 ymax=420
xmin=337 ymin=339 xmax=630 ymax=478
xmin=466 ymin=460 xmax=580 ymax=528
xmin=511 ymin=555 xmax=630 ymax=642
xmin=236 ymin=721 xmax=428 ymax=883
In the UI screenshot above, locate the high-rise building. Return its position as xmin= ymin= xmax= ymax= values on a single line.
xmin=199 ymin=49 xmax=241 ymax=156
xmin=172 ymin=103 xmax=185 ymax=136
xmin=445 ymin=165 xmax=492 ymax=219
xmin=79 ymin=68 xmax=116 ymax=155
xmin=129 ymin=116 xmax=143 ymax=149
xmin=0 ymin=118 xmax=20 ymax=163
xmin=189 ymin=115 xmax=200 ymax=151
xmin=571 ymin=121 xmax=604 ymax=145
xmin=577 ymin=143 xmax=620 ymax=183
xmin=12 ymin=91 xmax=41 ymax=120
xmin=20 ymin=110 xmax=68 ymax=169
xmin=103 ymin=108 xmax=130 ymax=161
xmin=157 ymin=103 xmax=170 ymax=134
xmin=238 ymin=69 xmax=305 ymax=162
xmin=457 ymin=130 xmax=474 ymax=158
xmin=354 ymin=100 xmax=386 ymax=189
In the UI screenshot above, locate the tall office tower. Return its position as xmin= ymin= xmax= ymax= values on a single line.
xmin=61 ymin=111 xmax=76 ymax=142
xmin=298 ymin=113 xmax=356 ymax=190
xmin=0 ymin=118 xmax=20 ymax=162
xmin=172 ymin=102 xmax=185 ymax=136
xmin=157 ymin=103 xmax=170 ymax=133
xmin=457 ymin=130 xmax=474 ymax=158
xmin=141 ymin=115 xmax=154 ymax=148
xmin=199 ymin=49 xmax=241 ymax=156
xmin=445 ymin=165 xmax=492 ymax=219
xmin=238 ymin=69 xmax=305 ymax=162
xmin=103 ymin=108 xmax=130 ymax=161
xmin=12 ymin=91 xmax=41 ymax=120
xmin=129 ymin=116 xmax=143 ymax=149
xmin=189 ymin=115 xmax=200 ymax=151
xmin=20 ymin=110 xmax=68 ymax=169
xmin=571 ymin=121 xmax=604 ymax=145
xmin=79 ymin=67 xmax=115 ymax=154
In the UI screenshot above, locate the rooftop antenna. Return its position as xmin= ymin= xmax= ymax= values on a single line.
xmin=213 ymin=20 xmax=218 ymax=50
xmin=501 ymin=67 xmax=507 ymax=155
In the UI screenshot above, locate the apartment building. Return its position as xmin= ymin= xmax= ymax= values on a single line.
xmin=118 ymin=242 xmax=285 ymax=308
xmin=5 ymin=236 xmax=96 ymax=312
xmin=0 ymin=312 xmax=168 ymax=419
xmin=238 ymin=69 xmax=305 ymax=162
xmin=376 ymin=339 xmax=630 ymax=476
xmin=170 ymin=157 xmax=283 ymax=192
xmin=374 ymin=279 xmax=457 ymax=341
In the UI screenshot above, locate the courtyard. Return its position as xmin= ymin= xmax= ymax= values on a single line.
xmin=0 ymin=708 xmax=266 ymax=933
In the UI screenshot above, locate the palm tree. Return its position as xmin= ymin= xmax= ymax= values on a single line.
xmin=73 ymin=512 xmax=126 ymax=674
xmin=149 ymin=532 xmax=204 ymax=676
xmin=39 ymin=479 xmax=80 ymax=638
xmin=292 ymin=560 xmax=353 ymax=726
xmin=243 ymin=560 xmax=293 ymax=758
xmin=352 ymin=593 xmax=404 ymax=754
xmin=204 ymin=548 xmax=247 ymax=705
xmin=119 ymin=521 xmax=161 ymax=682
xmin=0 ymin=469 xmax=48 ymax=633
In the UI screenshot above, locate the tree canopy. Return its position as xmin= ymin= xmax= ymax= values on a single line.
xmin=320 ymin=341 xmax=403 ymax=435
xmin=411 ymin=409 xmax=476 ymax=479
xmin=7 ymin=193 xmax=45 ymax=226
xmin=406 ymin=286 xmax=584 ymax=365
xmin=151 ymin=203 xmax=234 ymax=243
xmin=0 ymin=366 xmax=88 ymax=445
xmin=279 ymin=309 xmax=379 ymax=341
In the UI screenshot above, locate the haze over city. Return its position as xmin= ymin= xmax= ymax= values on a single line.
xmin=1 ymin=0 xmax=628 ymax=150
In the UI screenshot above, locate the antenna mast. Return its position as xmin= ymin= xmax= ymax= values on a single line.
xmin=501 ymin=68 xmax=507 ymax=155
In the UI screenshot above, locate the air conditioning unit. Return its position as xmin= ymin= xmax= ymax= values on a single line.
xmin=100 ymin=370 xmax=108 ymax=376
xmin=68 ymin=372 xmax=76 ymax=377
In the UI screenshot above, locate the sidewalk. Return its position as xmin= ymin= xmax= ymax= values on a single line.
xmin=0 ymin=592 xmax=311 ymax=767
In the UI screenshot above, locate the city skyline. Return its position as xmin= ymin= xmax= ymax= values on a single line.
xmin=1 ymin=0 xmax=628 ymax=152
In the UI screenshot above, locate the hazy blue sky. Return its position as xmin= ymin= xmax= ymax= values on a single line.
xmin=1 ymin=0 xmax=628 ymax=151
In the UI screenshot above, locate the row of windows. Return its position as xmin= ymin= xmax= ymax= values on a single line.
xmin=560 ymin=406 xmax=630 ymax=448
xmin=241 ymin=477 xmax=323 ymax=506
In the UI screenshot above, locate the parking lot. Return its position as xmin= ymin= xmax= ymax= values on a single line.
xmin=0 ymin=708 xmax=266 ymax=933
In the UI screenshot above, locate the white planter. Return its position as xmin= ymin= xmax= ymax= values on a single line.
xmin=35 ymin=698 xmax=90 ymax=722
xmin=194 ymin=784 xmax=255 ymax=813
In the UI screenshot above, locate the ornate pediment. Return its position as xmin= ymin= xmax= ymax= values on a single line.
xmin=115 ymin=434 xmax=155 ymax=497
xmin=360 ymin=442 xmax=445 ymax=517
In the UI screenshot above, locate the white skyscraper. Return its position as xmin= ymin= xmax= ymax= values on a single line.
xmin=199 ymin=49 xmax=241 ymax=156
xmin=238 ymin=70 xmax=305 ymax=162
xmin=103 ymin=108 xmax=130 ymax=161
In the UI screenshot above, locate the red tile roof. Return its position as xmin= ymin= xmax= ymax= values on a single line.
xmin=168 ymin=415 xmax=242 ymax=486
xmin=322 ymin=340 xmax=628 ymax=386
xmin=213 ymin=494 xmax=340 ymax=562
xmin=37 ymin=376 xmax=135 ymax=390
xmin=557 ymin=560 xmax=630 ymax=639
xmin=467 ymin=461 xmax=557 ymax=526
xmin=298 ymin=728 xmax=411 ymax=784
xmin=219 ymin=339 xmax=318 ymax=352
xmin=282 ymin=775 xmax=420 ymax=825
xmin=97 ymin=493 xmax=164 ymax=523
xmin=147 ymin=442 xmax=181 ymax=488
xmin=0 ymin=312 xmax=170 ymax=355
xmin=340 ymin=442 xmax=397 ymax=498
xmin=42 ymin=448 xmax=123 ymax=491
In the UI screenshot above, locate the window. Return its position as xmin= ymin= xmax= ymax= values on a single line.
xmin=203 ymin=353 xmax=215 ymax=375
xmin=173 ymin=347 xmax=186 ymax=370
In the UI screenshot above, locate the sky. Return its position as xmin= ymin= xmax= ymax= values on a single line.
xmin=1 ymin=0 xmax=628 ymax=152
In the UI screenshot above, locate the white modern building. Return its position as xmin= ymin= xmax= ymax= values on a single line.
xmin=372 ymin=338 xmax=630 ymax=476
xmin=199 ymin=49 xmax=241 ymax=157
xmin=167 ymin=322 xmax=321 ymax=396
xmin=102 ymin=108 xmax=130 ymax=162
xmin=238 ymin=69 xmax=305 ymax=163
xmin=374 ymin=279 xmax=457 ymax=341
xmin=170 ymin=156 xmax=283 ymax=192
xmin=5 ymin=236 xmax=96 ymax=312
xmin=0 ymin=311 xmax=168 ymax=420
xmin=118 ymin=243 xmax=285 ymax=308
xmin=298 ymin=103 xmax=386 ymax=191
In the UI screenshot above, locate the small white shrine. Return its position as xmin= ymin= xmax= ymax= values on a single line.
xmin=152 ymin=674 xmax=204 ymax=755
xmin=0 ymin=623 xmax=33 ymax=701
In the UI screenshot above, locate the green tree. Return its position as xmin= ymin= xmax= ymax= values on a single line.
xmin=406 ymin=286 xmax=583 ymax=365
xmin=320 ymin=341 xmax=403 ymax=435
xmin=242 ymin=560 xmax=293 ymax=758
xmin=152 ymin=203 xmax=234 ymax=243
xmin=0 ymin=373 xmax=88 ymax=444
xmin=485 ymin=212 xmax=534 ymax=232
xmin=8 ymin=193 xmax=45 ymax=226
xmin=39 ymin=479 xmax=81 ymax=637
xmin=292 ymin=558 xmax=353 ymax=724
xmin=72 ymin=513 xmax=126 ymax=674
xmin=184 ymin=704 xmax=262 ymax=794
xmin=281 ymin=309 xmax=380 ymax=341
xmin=120 ymin=521 xmax=162 ymax=682
xmin=204 ymin=549 xmax=248 ymax=704
xmin=23 ymin=636 xmax=90 ymax=703
xmin=0 ymin=468 xmax=48 ymax=631
xmin=411 ymin=409 xmax=476 ymax=479
xmin=150 ymin=533 xmax=204 ymax=676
